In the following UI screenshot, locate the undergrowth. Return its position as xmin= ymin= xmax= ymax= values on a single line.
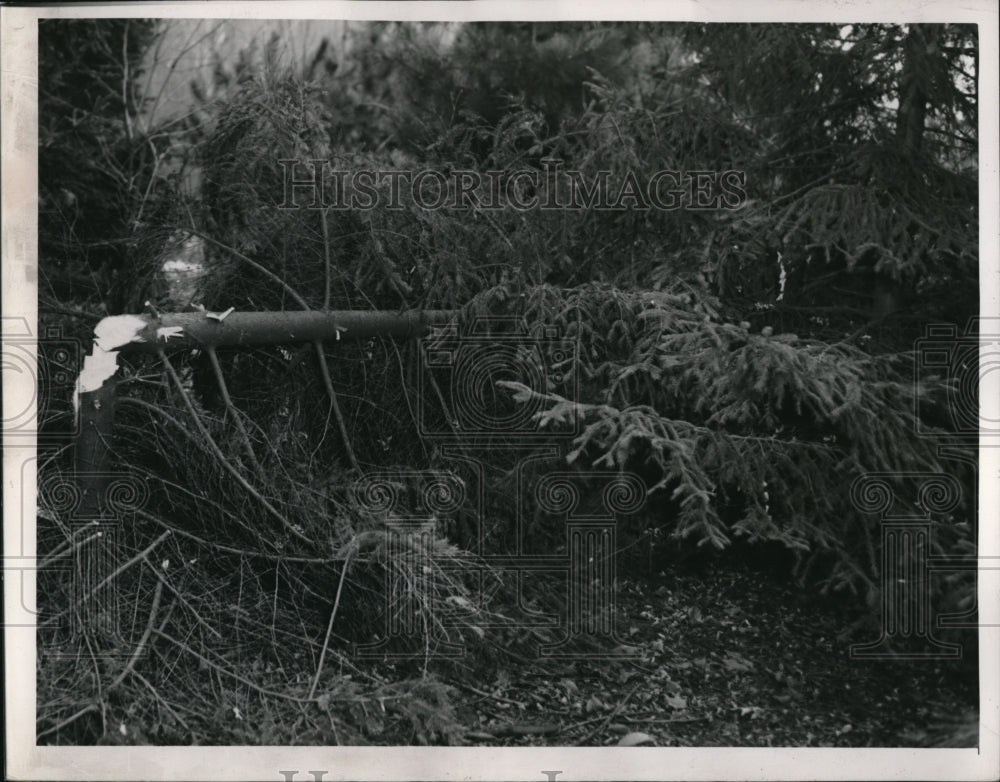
xmin=36 ymin=21 xmax=978 ymax=745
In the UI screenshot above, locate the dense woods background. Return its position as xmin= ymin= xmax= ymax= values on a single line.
xmin=36 ymin=19 xmax=979 ymax=747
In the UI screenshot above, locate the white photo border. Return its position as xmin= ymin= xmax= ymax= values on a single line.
xmin=3 ymin=2 xmax=997 ymax=780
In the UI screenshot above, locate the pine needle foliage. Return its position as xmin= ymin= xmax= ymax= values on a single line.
xmin=472 ymin=281 xmax=971 ymax=598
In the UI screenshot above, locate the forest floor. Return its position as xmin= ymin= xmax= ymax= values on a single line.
xmin=41 ymin=560 xmax=978 ymax=747
xmin=417 ymin=565 xmax=979 ymax=747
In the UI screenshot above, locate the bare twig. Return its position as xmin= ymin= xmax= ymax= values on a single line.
xmin=121 ymin=21 xmax=134 ymax=142
xmin=171 ymin=226 xmax=361 ymax=473
xmin=313 ymin=341 xmax=360 ymax=472
xmin=39 ymin=530 xmax=104 ymax=570
xmin=308 ymin=546 xmax=354 ymax=700
xmin=624 ymin=715 xmax=710 ymax=725
xmin=205 ymin=346 xmax=265 ymax=476
xmin=110 ymin=578 xmax=164 ymax=689
xmin=575 ymin=683 xmax=642 ymax=746
xmin=152 ymin=628 xmax=317 ymax=704
xmin=180 ymin=228 xmax=312 ymax=310
xmin=130 ymin=670 xmax=192 ymax=733
xmin=141 ymin=554 xmax=223 ymax=640
xmin=119 ymin=400 xmax=293 ymax=543
xmin=321 ymin=208 xmax=332 ymax=311
xmin=492 ymin=723 xmax=562 ymax=737
xmin=36 ymin=704 xmax=100 ymax=743
xmin=368 ymin=223 xmax=413 ymax=303
xmin=135 ymin=507 xmax=352 ymax=564
xmin=457 ymin=682 xmax=527 ymax=709
xmin=134 ymin=135 xmax=161 ymax=226
xmin=77 ymin=604 xmax=107 ymax=735
xmin=144 ymin=21 xmax=226 ymax=133
xmin=157 ymin=348 xmax=312 ymax=545
xmin=40 ymin=531 xmax=172 ymax=628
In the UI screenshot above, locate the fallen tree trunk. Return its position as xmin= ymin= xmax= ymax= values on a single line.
xmin=74 ymin=308 xmax=456 ymax=501
xmin=115 ymin=309 xmax=456 ymax=353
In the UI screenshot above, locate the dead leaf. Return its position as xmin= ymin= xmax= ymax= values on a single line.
xmin=618 ymin=731 xmax=656 ymax=746
xmin=666 ymin=694 xmax=687 ymax=710
xmin=722 ymin=656 xmax=754 ymax=672
xmin=617 ymin=669 xmax=638 ymax=684
xmin=560 ymin=678 xmax=579 ymax=695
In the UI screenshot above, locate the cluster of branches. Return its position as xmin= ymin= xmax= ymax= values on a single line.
xmin=35 ymin=20 xmax=979 ymax=743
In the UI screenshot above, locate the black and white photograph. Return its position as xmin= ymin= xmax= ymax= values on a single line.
xmin=2 ymin=2 xmax=998 ymax=780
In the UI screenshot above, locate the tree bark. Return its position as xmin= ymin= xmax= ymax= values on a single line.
xmin=872 ymin=24 xmax=941 ymax=319
xmin=118 ymin=309 xmax=455 ymax=353
xmin=897 ymin=24 xmax=939 ymax=156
